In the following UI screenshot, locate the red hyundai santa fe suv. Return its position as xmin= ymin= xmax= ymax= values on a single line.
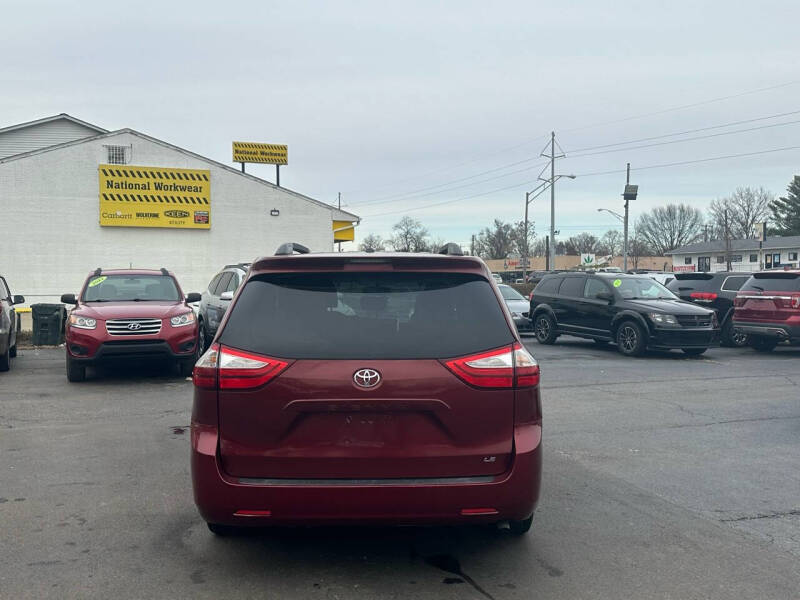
xmin=62 ymin=268 xmax=202 ymax=381
xmin=191 ymin=243 xmax=542 ymax=535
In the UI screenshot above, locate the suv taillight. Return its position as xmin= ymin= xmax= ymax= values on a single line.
xmin=690 ymin=292 xmax=718 ymax=302
xmin=192 ymin=343 xmax=290 ymax=390
xmin=444 ymin=342 xmax=540 ymax=389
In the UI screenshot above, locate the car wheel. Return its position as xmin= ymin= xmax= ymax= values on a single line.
xmin=749 ymin=336 xmax=777 ymax=353
xmin=508 ymin=514 xmax=533 ymax=535
xmin=0 ymin=337 xmax=10 ymax=372
xmin=179 ymin=358 xmax=195 ymax=377
xmin=682 ymin=348 xmax=707 ymax=356
xmin=616 ymin=320 xmax=646 ymax=357
xmin=534 ymin=314 xmax=558 ymax=345
xmin=9 ymin=342 xmax=17 ymax=358
xmin=721 ymin=320 xmax=748 ymax=347
xmin=66 ymin=354 xmax=86 ymax=382
xmin=198 ymin=320 xmax=209 ymax=353
xmin=207 ymin=522 xmax=241 ymax=536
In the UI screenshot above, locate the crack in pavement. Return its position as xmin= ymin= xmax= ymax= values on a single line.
xmin=719 ymin=510 xmax=800 ymax=522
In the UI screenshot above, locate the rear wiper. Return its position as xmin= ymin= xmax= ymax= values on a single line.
xmin=749 ymin=285 xmax=764 ymax=291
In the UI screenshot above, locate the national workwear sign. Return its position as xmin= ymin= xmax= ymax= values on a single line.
xmin=98 ymin=165 xmax=211 ymax=229
xmin=232 ymin=142 xmax=288 ymax=165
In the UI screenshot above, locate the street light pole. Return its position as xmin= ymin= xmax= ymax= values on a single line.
xmin=624 ymin=163 xmax=630 ymax=272
xmin=523 ymin=191 xmax=529 ymax=283
xmin=550 ymin=132 xmax=556 ymax=272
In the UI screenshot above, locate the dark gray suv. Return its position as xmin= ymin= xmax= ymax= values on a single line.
xmin=198 ymin=263 xmax=250 ymax=351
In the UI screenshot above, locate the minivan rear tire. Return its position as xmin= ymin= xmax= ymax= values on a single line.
xmin=207 ymin=522 xmax=241 ymax=536
xmin=0 ymin=338 xmax=10 ymax=372
xmin=508 ymin=514 xmax=533 ymax=535
xmin=749 ymin=337 xmax=778 ymax=353
xmin=534 ymin=313 xmax=558 ymax=345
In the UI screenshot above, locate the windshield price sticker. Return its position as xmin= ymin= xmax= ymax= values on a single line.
xmin=88 ymin=276 xmax=107 ymax=287
xmin=613 ymin=279 xmax=622 ymax=288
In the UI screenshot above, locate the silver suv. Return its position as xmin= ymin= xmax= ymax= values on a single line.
xmin=198 ymin=263 xmax=250 ymax=351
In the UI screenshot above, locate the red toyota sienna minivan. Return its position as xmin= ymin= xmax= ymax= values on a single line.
xmin=191 ymin=243 xmax=542 ymax=535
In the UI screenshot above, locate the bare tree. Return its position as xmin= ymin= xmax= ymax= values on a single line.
xmin=597 ymin=230 xmax=623 ymax=257
xmin=635 ymin=204 xmax=703 ymax=254
xmin=390 ymin=216 xmax=429 ymax=252
xmin=359 ymin=233 xmax=386 ymax=252
xmin=474 ymin=219 xmax=516 ymax=259
xmin=628 ymin=231 xmax=653 ymax=269
xmin=531 ymin=238 xmax=548 ymax=257
xmin=564 ymin=232 xmax=598 ymax=255
xmin=510 ymin=220 xmax=536 ymax=259
xmin=708 ymin=187 xmax=773 ymax=239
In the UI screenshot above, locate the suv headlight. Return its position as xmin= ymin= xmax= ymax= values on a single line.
xmin=69 ymin=315 xmax=97 ymax=330
xmin=649 ymin=313 xmax=678 ymax=327
xmin=170 ymin=312 xmax=196 ymax=327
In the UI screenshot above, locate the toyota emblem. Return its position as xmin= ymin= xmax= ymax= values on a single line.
xmin=353 ymin=368 xmax=381 ymax=389
xmin=127 ymin=323 xmax=142 ymax=330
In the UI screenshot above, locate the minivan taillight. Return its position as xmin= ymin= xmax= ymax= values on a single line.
xmin=192 ymin=343 xmax=290 ymax=390
xmin=444 ymin=342 xmax=539 ymax=389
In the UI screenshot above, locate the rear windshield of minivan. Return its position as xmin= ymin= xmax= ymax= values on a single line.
xmin=219 ymin=272 xmax=514 ymax=359
xmin=740 ymin=273 xmax=800 ymax=292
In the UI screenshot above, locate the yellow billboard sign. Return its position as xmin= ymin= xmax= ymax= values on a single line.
xmin=98 ymin=165 xmax=211 ymax=229
xmin=333 ymin=220 xmax=355 ymax=242
xmin=232 ymin=141 xmax=288 ymax=165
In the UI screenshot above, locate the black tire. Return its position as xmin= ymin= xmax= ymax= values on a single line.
xmin=198 ymin=320 xmax=209 ymax=354
xmin=508 ymin=514 xmax=533 ymax=535
xmin=682 ymin=348 xmax=707 ymax=356
xmin=534 ymin=313 xmax=558 ymax=345
xmin=0 ymin=338 xmax=10 ymax=372
xmin=207 ymin=522 xmax=241 ymax=536
xmin=9 ymin=342 xmax=17 ymax=358
xmin=616 ymin=320 xmax=646 ymax=357
xmin=178 ymin=358 xmax=195 ymax=377
xmin=721 ymin=319 xmax=748 ymax=348
xmin=749 ymin=336 xmax=777 ymax=353
xmin=66 ymin=354 xmax=86 ymax=382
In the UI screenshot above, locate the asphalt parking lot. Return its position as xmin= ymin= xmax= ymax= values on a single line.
xmin=1 ymin=340 xmax=799 ymax=599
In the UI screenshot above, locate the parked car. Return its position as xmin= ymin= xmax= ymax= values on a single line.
xmin=498 ymin=284 xmax=533 ymax=334
xmin=733 ymin=270 xmax=800 ymax=352
xmin=667 ymin=271 xmax=752 ymax=347
xmin=0 ymin=275 xmax=25 ymax=371
xmin=61 ymin=269 xmax=202 ymax=381
xmin=198 ymin=263 xmax=250 ymax=348
xmin=491 ymin=273 xmax=503 ymax=284
xmin=191 ymin=242 xmax=542 ymax=535
xmin=529 ymin=272 xmax=719 ymax=356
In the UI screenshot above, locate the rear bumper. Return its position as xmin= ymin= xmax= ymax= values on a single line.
xmin=191 ymin=423 xmax=542 ymax=527
xmin=648 ymin=328 xmax=719 ymax=349
xmin=733 ymin=321 xmax=800 ymax=341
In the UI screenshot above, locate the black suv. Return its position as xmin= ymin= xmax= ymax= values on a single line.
xmin=666 ymin=272 xmax=752 ymax=347
xmin=529 ymin=272 xmax=719 ymax=356
xmin=198 ymin=263 xmax=250 ymax=350
xmin=0 ymin=275 xmax=25 ymax=371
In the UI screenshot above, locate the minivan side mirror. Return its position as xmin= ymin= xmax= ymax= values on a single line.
xmin=12 ymin=295 xmax=25 ymax=305
xmin=185 ymin=292 xmax=202 ymax=304
xmin=220 ymin=291 xmax=234 ymax=301
xmin=61 ymin=293 xmax=77 ymax=305
xmin=596 ymin=291 xmax=613 ymax=302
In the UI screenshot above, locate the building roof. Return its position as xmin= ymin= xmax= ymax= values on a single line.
xmin=0 ymin=113 xmax=107 ymax=136
xmin=666 ymin=235 xmax=800 ymax=255
xmin=0 ymin=118 xmax=359 ymax=222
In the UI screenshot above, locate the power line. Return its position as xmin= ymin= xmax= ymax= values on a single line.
xmin=565 ymin=117 xmax=800 ymax=159
xmin=347 ymin=157 xmax=548 ymax=207
xmin=574 ymin=144 xmax=800 ymax=177
xmin=564 ymin=108 xmax=800 ymax=154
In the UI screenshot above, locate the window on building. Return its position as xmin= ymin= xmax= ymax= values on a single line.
xmin=749 ymin=254 xmax=758 ymax=263
xmin=731 ymin=255 xmax=742 ymax=263
xmin=716 ymin=256 xmax=725 ymax=264
xmin=107 ymin=145 xmax=128 ymax=165
xmin=684 ymin=257 xmax=692 ymax=265
xmin=789 ymin=252 xmax=798 ymax=261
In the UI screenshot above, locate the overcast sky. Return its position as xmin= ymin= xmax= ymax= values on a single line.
xmin=3 ymin=0 xmax=799 ymax=249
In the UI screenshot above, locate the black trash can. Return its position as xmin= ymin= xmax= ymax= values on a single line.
xmin=31 ymin=304 xmax=66 ymax=346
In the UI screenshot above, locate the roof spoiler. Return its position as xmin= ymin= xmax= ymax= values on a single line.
xmin=438 ymin=243 xmax=464 ymax=256
xmin=275 ymin=242 xmax=310 ymax=256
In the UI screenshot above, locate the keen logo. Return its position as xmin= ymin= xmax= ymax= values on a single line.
xmin=164 ymin=210 xmax=190 ymax=218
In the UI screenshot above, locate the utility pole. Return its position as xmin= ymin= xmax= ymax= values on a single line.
xmin=471 ymin=234 xmax=476 ymax=257
xmin=725 ymin=208 xmax=732 ymax=271
xmin=545 ymin=235 xmax=550 ymax=271
xmin=523 ymin=191 xmax=530 ymax=282
xmin=541 ymin=132 xmax=565 ymax=272
xmin=622 ymin=164 xmax=638 ymax=272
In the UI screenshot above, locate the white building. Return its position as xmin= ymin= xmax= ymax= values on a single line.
xmin=668 ymin=236 xmax=800 ymax=273
xmin=0 ymin=114 xmax=359 ymax=304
